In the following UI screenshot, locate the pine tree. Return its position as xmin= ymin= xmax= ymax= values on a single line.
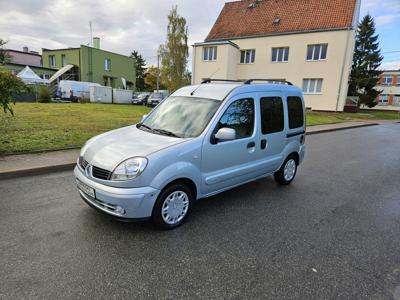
xmin=130 ymin=50 xmax=147 ymax=91
xmin=159 ymin=6 xmax=189 ymax=93
xmin=348 ymin=15 xmax=383 ymax=108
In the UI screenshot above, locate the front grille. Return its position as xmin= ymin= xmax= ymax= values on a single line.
xmin=92 ymin=166 xmax=111 ymax=180
xmin=79 ymin=156 xmax=111 ymax=180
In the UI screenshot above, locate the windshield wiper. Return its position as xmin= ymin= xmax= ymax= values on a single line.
xmin=152 ymin=128 xmax=180 ymax=138
xmin=137 ymin=123 xmax=153 ymax=131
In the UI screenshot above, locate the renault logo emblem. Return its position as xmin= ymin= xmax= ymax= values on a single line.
xmin=85 ymin=164 xmax=92 ymax=177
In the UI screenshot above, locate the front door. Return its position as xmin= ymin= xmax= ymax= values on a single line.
xmin=201 ymin=95 xmax=260 ymax=195
xmin=256 ymin=92 xmax=287 ymax=173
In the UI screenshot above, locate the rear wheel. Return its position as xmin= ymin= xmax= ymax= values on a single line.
xmin=152 ymin=184 xmax=192 ymax=229
xmin=274 ymin=155 xmax=298 ymax=185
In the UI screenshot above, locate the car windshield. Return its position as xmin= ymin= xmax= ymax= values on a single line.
xmin=138 ymin=94 xmax=147 ymax=99
xmin=139 ymin=96 xmax=221 ymax=138
xmin=151 ymin=93 xmax=163 ymax=98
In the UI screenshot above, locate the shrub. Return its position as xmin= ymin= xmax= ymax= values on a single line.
xmin=37 ymin=86 xmax=51 ymax=103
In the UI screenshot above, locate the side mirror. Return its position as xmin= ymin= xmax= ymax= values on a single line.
xmin=141 ymin=114 xmax=148 ymax=122
xmin=214 ymin=127 xmax=236 ymax=142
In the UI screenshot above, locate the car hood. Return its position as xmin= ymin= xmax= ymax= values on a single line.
xmin=81 ymin=125 xmax=184 ymax=171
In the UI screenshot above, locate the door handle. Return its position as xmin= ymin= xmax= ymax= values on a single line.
xmin=260 ymin=139 xmax=267 ymax=150
xmin=247 ymin=141 xmax=255 ymax=148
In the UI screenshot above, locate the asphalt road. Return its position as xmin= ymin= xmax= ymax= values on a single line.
xmin=1 ymin=123 xmax=400 ymax=299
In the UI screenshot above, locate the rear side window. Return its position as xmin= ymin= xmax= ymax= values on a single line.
xmin=260 ymin=97 xmax=284 ymax=134
xmin=287 ymin=96 xmax=304 ymax=129
xmin=218 ymin=98 xmax=254 ymax=139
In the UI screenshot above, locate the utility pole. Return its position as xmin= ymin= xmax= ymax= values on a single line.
xmin=156 ymin=54 xmax=160 ymax=93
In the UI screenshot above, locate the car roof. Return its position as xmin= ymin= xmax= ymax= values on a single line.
xmin=171 ymin=82 xmax=302 ymax=101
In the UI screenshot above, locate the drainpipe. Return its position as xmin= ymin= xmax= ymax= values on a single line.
xmin=336 ymin=28 xmax=352 ymax=112
xmin=192 ymin=46 xmax=196 ymax=84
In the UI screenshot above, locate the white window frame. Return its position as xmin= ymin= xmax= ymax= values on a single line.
xmin=393 ymin=95 xmax=400 ymax=106
xmin=271 ymin=47 xmax=289 ymax=62
xmin=303 ymin=78 xmax=323 ymax=94
xmin=378 ymin=94 xmax=388 ymax=105
xmin=104 ymin=58 xmax=111 ymax=71
xmin=382 ymin=76 xmax=392 ymax=85
xmin=203 ymin=47 xmax=217 ymax=61
xmin=49 ymin=55 xmax=56 ymax=68
xmin=306 ymin=44 xmax=328 ymax=61
xmin=240 ymin=49 xmax=256 ymax=64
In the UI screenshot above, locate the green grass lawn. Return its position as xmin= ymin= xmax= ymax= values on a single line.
xmin=0 ymin=103 xmax=399 ymax=155
xmin=0 ymin=103 xmax=151 ymax=155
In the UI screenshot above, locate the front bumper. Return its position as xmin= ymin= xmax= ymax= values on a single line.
xmin=74 ymin=166 xmax=160 ymax=219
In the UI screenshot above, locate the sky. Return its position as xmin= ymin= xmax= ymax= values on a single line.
xmin=0 ymin=0 xmax=399 ymax=70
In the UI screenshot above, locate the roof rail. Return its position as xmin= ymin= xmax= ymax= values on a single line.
xmin=201 ymin=78 xmax=243 ymax=84
xmin=244 ymin=79 xmax=293 ymax=86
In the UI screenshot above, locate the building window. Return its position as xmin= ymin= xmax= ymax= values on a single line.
xmin=382 ymin=76 xmax=392 ymax=85
xmin=287 ymin=96 xmax=304 ymax=129
xmin=303 ymin=79 xmax=323 ymax=94
xmin=104 ymin=58 xmax=111 ymax=71
xmin=260 ymin=97 xmax=284 ymax=134
xmin=306 ymin=44 xmax=328 ymax=61
xmin=378 ymin=94 xmax=388 ymax=105
xmin=272 ymin=47 xmax=289 ymax=62
xmin=240 ymin=50 xmax=255 ymax=64
xmin=218 ymin=98 xmax=254 ymax=140
xmin=394 ymin=95 xmax=400 ymax=106
xmin=203 ymin=47 xmax=217 ymax=61
xmin=397 ymin=77 xmax=400 ymax=85
xmin=61 ymin=54 xmax=66 ymax=67
xmin=49 ymin=55 xmax=56 ymax=68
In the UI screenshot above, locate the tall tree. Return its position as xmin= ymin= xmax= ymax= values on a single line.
xmin=144 ymin=66 xmax=165 ymax=91
xmin=130 ymin=50 xmax=147 ymax=91
xmin=0 ymin=39 xmax=28 ymax=114
xmin=348 ymin=15 xmax=383 ymax=108
xmin=0 ymin=39 xmax=11 ymax=65
xmin=159 ymin=6 xmax=189 ymax=93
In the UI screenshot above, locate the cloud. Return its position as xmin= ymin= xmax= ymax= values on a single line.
xmin=375 ymin=14 xmax=400 ymax=26
xmin=0 ymin=0 xmax=226 ymax=66
xmin=379 ymin=61 xmax=400 ymax=70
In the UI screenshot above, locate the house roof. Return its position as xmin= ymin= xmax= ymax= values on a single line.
xmin=206 ymin=0 xmax=358 ymax=41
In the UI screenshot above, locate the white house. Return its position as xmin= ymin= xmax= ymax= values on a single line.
xmin=192 ymin=0 xmax=361 ymax=111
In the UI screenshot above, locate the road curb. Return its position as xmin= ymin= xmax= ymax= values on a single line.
xmin=0 ymin=122 xmax=381 ymax=180
xmin=306 ymin=123 xmax=379 ymax=135
xmin=0 ymin=163 xmax=76 ymax=180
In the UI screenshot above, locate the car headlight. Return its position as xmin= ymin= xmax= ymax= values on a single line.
xmin=111 ymin=157 xmax=148 ymax=181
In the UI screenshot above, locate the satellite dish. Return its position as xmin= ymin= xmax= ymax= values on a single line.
xmin=121 ymin=77 xmax=127 ymax=89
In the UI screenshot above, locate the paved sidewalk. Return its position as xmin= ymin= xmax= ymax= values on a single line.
xmin=0 ymin=149 xmax=80 ymax=179
xmin=0 ymin=121 xmax=382 ymax=179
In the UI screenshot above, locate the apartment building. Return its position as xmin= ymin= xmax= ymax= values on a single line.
xmin=373 ymin=70 xmax=400 ymax=110
xmin=192 ymin=0 xmax=361 ymax=111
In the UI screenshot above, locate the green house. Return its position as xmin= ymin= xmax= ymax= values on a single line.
xmin=42 ymin=39 xmax=136 ymax=90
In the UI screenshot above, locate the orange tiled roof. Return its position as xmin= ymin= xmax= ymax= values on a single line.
xmin=206 ymin=0 xmax=358 ymax=41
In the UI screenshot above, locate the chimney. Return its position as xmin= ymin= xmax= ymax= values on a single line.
xmin=93 ymin=37 xmax=100 ymax=49
xmin=23 ymin=46 xmax=29 ymax=52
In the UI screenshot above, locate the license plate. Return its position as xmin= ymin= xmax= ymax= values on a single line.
xmin=77 ymin=180 xmax=95 ymax=198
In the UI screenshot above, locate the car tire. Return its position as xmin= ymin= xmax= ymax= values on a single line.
xmin=152 ymin=184 xmax=193 ymax=229
xmin=274 ymin=155 xmax=298 ymax=185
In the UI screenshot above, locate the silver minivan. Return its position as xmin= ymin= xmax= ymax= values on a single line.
xmin=74 ymin=80 xmax=306 ymax=229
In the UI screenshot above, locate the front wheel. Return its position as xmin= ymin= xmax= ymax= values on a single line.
xmin=152 ymin=184 xmax=192 ymax=229
xmin=274 ymin=155 xmax=298 ymax=185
